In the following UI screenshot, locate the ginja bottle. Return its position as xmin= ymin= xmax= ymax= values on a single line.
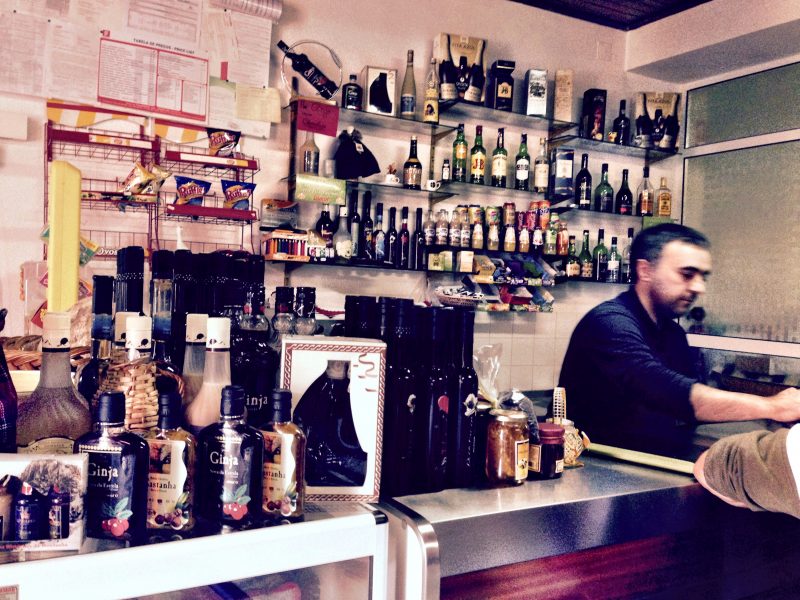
xmin=181 ymin=313 xmax=207 ymax=408
xmin=75 ymin=391 xmax=150 ymax=541
xmin=197 ymin=385 xmax=263 ymax=527
xmin=293 ymin=360 xmax=368 ymax=487
xmin=185 ymin=317 xmax=231 ymax=436
xmin=17 ymin=312 xmax=91 ymax=454
xmin=448 ymin=308 xmax=479 ymax=489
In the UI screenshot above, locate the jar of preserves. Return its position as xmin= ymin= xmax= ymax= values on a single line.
xmin=485 ymin=409 xmax=529 ymax=486
xmin=530 ymin=422 xmax=565 ymax=479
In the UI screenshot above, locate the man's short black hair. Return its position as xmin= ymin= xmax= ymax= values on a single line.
xmin=630 ymin=223 xmax=709 ymax=283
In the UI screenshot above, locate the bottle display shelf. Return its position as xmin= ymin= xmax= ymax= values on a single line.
xmin=162 ymin=202 xmax=258 ymax=225
xmin=553 ymin=276 xmax=631 ymax=285
xmin=338 ymin=106 xmax=457 ymax=140
xmin=548 ymin=134 xmax=679 ymax=163
xmin=348 ymin=179 xmax=457 ymax=202
xmin=266 ymin=256 xmax=427 ymax=274
xmin=439 ymin=100 xmax=578 ymax=135
xmin=439 ymin=180 xmax=548 ymax=204
xmin=550 ymin=203 xmax=651 ymax=220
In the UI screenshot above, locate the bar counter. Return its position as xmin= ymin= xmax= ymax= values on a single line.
xmin=387 ymin=455 xmax=800 ymax=599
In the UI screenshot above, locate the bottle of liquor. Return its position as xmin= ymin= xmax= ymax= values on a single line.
xmin=423 ymin=209 xmax=436 ymax=246
xmin=441 ymin=159 xmax=451 ymax=181
xmin=400 ymin=50 xmax=416 ymax=120
xmin=293 ymin=361 xmax=368 ymax=486
xmin=361 ymin=192 xmax=374 ymax=261
xmin=276 ymin=40 xmax=338 ymax=99
xmin=261 ymin=388 xmax=306 ymax=519
xmin=514 ymin=133 xmax=530 ymax=191
xmin=14 ymin=482 xmax=45 ymax=540
xmin=565 ymin=236 xmax=580 ymax=278
xmin=636 ymin=166 xmax=655 ymax=216
xmin=115 ymin=246 xmax=145 ymax=314
xmin=181 ymin=313 xmax=207 ymax=408
xmin=77 ymin=275 xmax=114 ymax=405
xmin=659 ymin=114 xmax=679 ymax=150
xmin=415 ymin=307 xmax=452 ymax=493
xmin=469 ymin=125 xmax=486 ymax=185
xmin=491 ymin=128 xmax=508 ymax=188
xmin=448 ymin=210 xmax=461 ymax=248
xmin=438 ymin=35 xmax=458 ymax=102
xmin=463 ymin=40 xmax=485 ymax=104
xmin=185 ymin=317 xmax=231 ymax=436
xmin=144 ymin=391 xmax=196 ymax=531
xmin=574 ymin=153 xmax=592 ymax=210
xmin=399 ymin=207 xmax=411 ymax=268
xmin=579 ymin=230 xmax=593 ymax=280
xmin=0 ymin=309 xmax=17 ymax=453
xmin=634 ymin=95 xmax=654 ymax=148
xmin=299 ymin=131 xmax=320 ymax=175
xmin=543 ymin=214 xmax=558 ymax=255
xmin=557 ymin=219 xmax=570 ymax=256
xmin=656 ymin=177 xmax=672 ymax=217
xmin=171 ymin=250 xmax=196 ymax=370
xmin=17 ymin=312 xmax=91 ymax=453
xmin=412 ymin=208 xmax=426 ymax=270
xmin=607 ymin=236 xmax=621 ymax=283
xmin=197 ymin=385 xmax=264 ymax=526
xmin=593 ymin=163 xmax=614 ymax=213
xmin=611 ymin=100 xmax=631 ymax=145
xmin=615 ymin=168 xmax=634 ymax=215
xmin=349 ymin=190 xmax=361 ymax=260
xmin=593 ymin=229 xmax=609 ymax=282
xmin=333 ymin=203 xmax=352 ymax=260
xmin=448 ymin=308 xmax=479 ymax=489
xmin=403 ymin=136 xmax=423 ymax=190
xmin=315 ymin=204 xmax=334 ymax=247
xmin=435 ymin=209 xmax=449 ymax=246
xmin=532 ymin=137 xmax=549 ymax=194
xmin=452 ymin=124 xmax=468 ymax=183
xmin=460 ymin=211 xmax=472 ymax=248
xmin=456 ymin=56 xmax=470 ymax=99
xmin=373 ymin=203 xmax=386 ymax=263
xmin=423 ymin=58 xmax=439 ymax=124
xmin=342 ymin=74 xmax=363 ymax=110
xmin=379 ymin=206 xmax=395 ymax=266
xmin=75 ymin=391 xmax=149 ymax=540
xmin=622 ymin=227 xmax=635 ymax=284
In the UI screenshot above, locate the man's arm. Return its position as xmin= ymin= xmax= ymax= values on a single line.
xmin=690 ymin=384 xmax=800 ymax=423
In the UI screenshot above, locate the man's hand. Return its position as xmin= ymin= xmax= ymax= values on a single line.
xmin=691 ymin=383 xmax=800 ymax=423
xmin=766 ymin=388 xmax=800 ymax=422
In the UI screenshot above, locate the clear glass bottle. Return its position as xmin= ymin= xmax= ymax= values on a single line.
xmin=197 ymin=385 xmax=263 ymax=526
xmin=607 ymin=236 xmax=621 ymax=283
xmin=171 ymin=249 xmax=197 ymax=371
xmin=532 ymin=137 xmax=549 ymax=193
xmin=400 ymin=49 xmax=416 ymax=120
xmin=423 ymin=209 xmax=436 ymax=246
xmin=145 ymin=391 xmax=196 ymax=531
xmin=76 ymin=275 xmax=114 ymax=407
xmin=185 ymin=317 xmax=231 ymax=436
xmin=261 ymin=388 xmax=306 ymax=519
xmin=75 ymin=391 xmax=150 ymax=540
xmin=293 ymin=360 xmax=368 ymax=487
xmin=333 ymin=203 xmax=352 ymax=260
xmin=622 ymin=227 xmax=635 ymax=284
xmin=423 ymin=57 xmax=439 ymax=124
xmin=435 ymin=209 xmax=449 ymax=245
xmin=181 ymin=313 xmax=207 ymax=408
xmin=17 ymin=312 xmax=91 ymax=454
xmin=439 ymin=35 xmax=458 ymax=101
xmin=491 ymin=127 xmax=508 ymax=188
xmin=469 ymin=125 xmax=486 ymax=185
xmin=299 ymin=131 xmax=320 ymax=175
xmin=294 ymin=286 xmax=317 ymax=336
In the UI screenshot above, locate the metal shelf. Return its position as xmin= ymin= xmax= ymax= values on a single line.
xmin=161 ymin=147 xmax=259 ymax=180
xmin=549 ymin=134 xmax=679 ymax=163
xmin=440 ymin=180 xmax=542 ymax=205
xmin=80 ymin=178 xmax=156 ymax=213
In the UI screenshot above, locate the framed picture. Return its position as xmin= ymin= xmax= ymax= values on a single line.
xmin=280 ymin=336 xmax=386 ymax=502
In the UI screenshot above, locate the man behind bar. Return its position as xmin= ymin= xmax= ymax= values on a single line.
xmin=559 ymin=223 xmax=800 ymax=455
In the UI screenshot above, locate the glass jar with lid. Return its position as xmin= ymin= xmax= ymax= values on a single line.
xmin=485 ymin=409 xmax=529 ymax=486
xmin=531 ymin=422 xmax=565 ymax=479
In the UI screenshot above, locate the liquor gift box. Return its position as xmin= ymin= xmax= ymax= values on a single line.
xmin=553 ymin=69 xmax=574 ymax=122
xmin=524 ymin=68 xmax=547 ymax=116
xmin=361 ymin=67 xmax=397 ymax=116
xmin=280 ymin=336 xmax=386 ymax=502
xmin=0 ymin=453 xmax=88 ymax=552
xmin=634 ymin=92 xmax=681 ymax=150
xmin=581 ymin=88 xmax=607 ymax=141
xmin=433 ymin=33 xmax=486 ymax=71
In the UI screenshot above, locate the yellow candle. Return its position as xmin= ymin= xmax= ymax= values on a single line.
xmin=47 ymin=160 xmax=81 ymax=312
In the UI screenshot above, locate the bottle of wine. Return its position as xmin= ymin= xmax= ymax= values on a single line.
xmin=579 ymin=230 xmax=593 ymax=280
xmin=607 ymin=236 xmax=621 ymax=283
xmin=622 ymin=227 xmax=635 ymax=284
xmin=574 ymin=153 xmax=592 ymax=210
xmin=0 ymin=309 xmax=17 ymax=453
xmin=299 ymin=131 xmax=320 ymax=175
xmin=636 ymin=166 xmax=654 ymax=216
xmin=615 ymin=168 xmax=633 ymax=215
xmin=399 ymin=206 xmax=411 ymax=268
xmin=373 ymin=203 xmax=386 ymax=263
xmin=171 ymin=249 xmax=196 ymax=370
xmin=565 ymin=236 xmax=581 ymax=278
xmin=634 ymin=95 xmax=654 ymax=149
xmin=349 ymin=190 xmax=361 ymax=260
xmin=361 ymin=192 xmax=374 ymax=261
xmin=17 ymin=312 xmax=91 ymax=453
xmin=333 ymin=203 xmax=352 ymax=260
xmin=412 ymin=207 xmax=426 ymax=270
xmin=75 ymin=391 xmax=149 ymax=540
xmin=403 ymin=135 xmax=423 ymax=190
xmin=293 ymin=361 xmax=368 ymax=486
xmin=423 ymin=57 xmax=439 ymax=124
xmin=185 ymin=317 xmax=232 ymax=436
xmin=469 ymin=125 xmax=486 ymax=185
xmin=77 ymin=275 xmax=114 ymax=405
xmin=611 ymin=100 xmax=630 ymax=145
xmin=315 ymin=204 xmax=334 ymax=247
xmin=656 ymin=177 xmax=672 ymax=217
xmin=342 ymin=74 xmax=363 ymax=110
xmin=463 ymin=40 xmax=485 ymax=104
xmin=532 ymin=137 xmax=549 ymax=194
xmin=261 ymin=388 xmax=306 ymax=519
xmin=197 ymin=385 xmax=264 ymax=526
xmin=593 ymin=228 xmax=609 ymax=282
xmin=277 ymin=40 xmax=338 ymax=99
xmin=491 ymin=127 xmax=508 ymax=188
xmin=593 ymin=163 xmax=614 ymax=213
xmin=447 ymin=308 xmax=479 ymax=489
xmin=438 ymin=35 xmax=459 ymax=102
xmin=455 ymin=56 xmax=470 ymax=99
xmin=452 ymin=124 xmax=468 ymax=183
xmin=514 ymin=133 xmax=530 ymax=191
xmin=400 ymin=50 xmax=417 ymax=120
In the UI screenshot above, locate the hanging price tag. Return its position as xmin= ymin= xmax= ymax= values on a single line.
xmin=295 ymin=98 xmax=338 ymax=137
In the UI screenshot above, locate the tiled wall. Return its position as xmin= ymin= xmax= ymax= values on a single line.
xmin=474 ymin=284 xmax=621 ymax=393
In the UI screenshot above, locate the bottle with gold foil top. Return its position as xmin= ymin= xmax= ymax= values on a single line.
xmin=145 ymin=391 xmax=196 ymax=531
xmin=17 ymin=312 xmax=91 ymax=454
xmin=261 ymin=389 xmax=305 ymax=520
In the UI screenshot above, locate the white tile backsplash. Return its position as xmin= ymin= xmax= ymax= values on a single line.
xmin=510 ymin=333 xmax=536 ymax=366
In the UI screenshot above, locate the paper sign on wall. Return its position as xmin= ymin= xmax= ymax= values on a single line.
xmin=295 ymin=98 xmax=338 ymax=137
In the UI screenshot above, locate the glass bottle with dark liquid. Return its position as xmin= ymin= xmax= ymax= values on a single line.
xmin=448 ymin=308 xmax=479 ymax=488
xmin=77 ymin=275 xmax=114 ymax=407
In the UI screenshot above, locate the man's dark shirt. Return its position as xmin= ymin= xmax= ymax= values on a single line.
xmin=559 ymin=289 xmax=700 ymax=455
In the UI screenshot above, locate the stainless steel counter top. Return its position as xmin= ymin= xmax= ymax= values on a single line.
xmin=391 ymin=456 xmax=723 ymax=578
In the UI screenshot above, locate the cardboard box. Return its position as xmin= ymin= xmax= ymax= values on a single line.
xmin=581 ymin=88 xmax=607 ymax=141
xmin=524 ymin=69 xmax=548 ymax=116
xmin=361 ymin=66 xmax=397 ymax=116
xmin=292 ymin=173 xmax=346 ymax=206
xmin=554 ymin=69 xmax=574 ymax=123
xmin=634 ymin=92 xmax=681 ymax=150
